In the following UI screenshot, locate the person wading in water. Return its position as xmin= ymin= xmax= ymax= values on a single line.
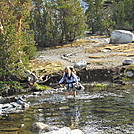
xmin=58 ymin=66 xmax=79 ymax=99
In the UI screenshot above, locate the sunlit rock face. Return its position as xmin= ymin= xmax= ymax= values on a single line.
xmin=110 ymin=30 xmax=134 ymax=44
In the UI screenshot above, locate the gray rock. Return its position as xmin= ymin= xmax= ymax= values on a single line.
xmin=0 ymin=104 xmax=3 ymax=109
xmin=2 ymin=103 xmax=13 ymax=109
xmin=101 ymin=48 xmax=111 ymax=52
xmin=10 ymin=102 xmax=22 ymax=109
xmin=122 ymin=59 xmax=133 ymax=65
xmin=74 ymin=60 xmax=87 ymax=69
xmin=110 ymin=30 xmax=134 ymax=44
xmin=32 ymin=122 xmax=50 ymax=130
xmin=126 ymin=71 xmax=134 ymax=77
xmin=0 ymin=96 xmax=29 ymax=115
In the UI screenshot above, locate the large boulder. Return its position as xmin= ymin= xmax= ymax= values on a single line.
xmin=109 ymin=30 xmax=134 ymax=44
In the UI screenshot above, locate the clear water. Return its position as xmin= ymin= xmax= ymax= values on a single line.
xmin=0 ymin=85 xmax=134 ymax=134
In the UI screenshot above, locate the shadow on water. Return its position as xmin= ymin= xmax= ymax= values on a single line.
xmin=0 ymin=85 xmax=134 ymax=134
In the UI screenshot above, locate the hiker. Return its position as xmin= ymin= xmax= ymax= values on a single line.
xmin=58 ymin=66 xmax=79 ymax=99
xmin=68 ymin=66 xmax=85 ymax=90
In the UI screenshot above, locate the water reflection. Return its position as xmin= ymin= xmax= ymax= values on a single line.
xmin=0 ymin=85 xmax=134 ymax=134
xmin=61 ymin=99 xmax=80 ymax=129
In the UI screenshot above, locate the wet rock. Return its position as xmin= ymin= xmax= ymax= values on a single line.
xmin=113 ymin=79 xmax=125 ymax=85
xmin=44 ymin=127 xmax=84 ymax=134
xmin=122 ymin=59 xmax=133 ymax=65
xmin=32 ymin=92 xmax=42 ymax=96
xmin=78 ymin=68 xmax=114 ymax=82
xmin=71 ymin=129 xmax=84 ymax=134
xmin=1 ymin=102 xmax=22 ymax=114
xmin=11 ymin=102 xmax=22 ymax=109
xmin=126 ymin=71 xmax=134 ymax=77
xmin=8 ymin=88 xmax=16 ymax=96
xmin=0 ymin=96 xmax=29 ymax=115
xmin=2 ymin=103 xmax=13 ymax=109
xmin=16 ymin=96 xmax=29 ymax=109
xmin=110 ymin=30 xmax=134 ymax=44
xmin=32 ymin=122 xmax=59 ymax=133
xmin=0 ymin=104 xmax=3 ymax=109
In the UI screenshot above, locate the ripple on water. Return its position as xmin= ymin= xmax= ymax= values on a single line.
xmin=0 ymin=85 xmax=134 ymax=134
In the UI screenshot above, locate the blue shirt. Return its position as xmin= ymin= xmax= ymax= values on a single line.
xmin=59 ymin=72 xmax=79 ymax=87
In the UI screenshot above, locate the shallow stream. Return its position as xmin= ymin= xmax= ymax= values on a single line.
xmin=0 ymin=85 xmax=134 ymax=134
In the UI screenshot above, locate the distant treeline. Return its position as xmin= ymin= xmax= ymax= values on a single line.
xmin=31 ymin=0 xmax=133 ymax=47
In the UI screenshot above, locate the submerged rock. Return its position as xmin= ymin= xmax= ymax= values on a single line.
xmin=32 ymin=122 xmax=59 ymax=132
xmin=32 ymin=122 xmax=84 ymax=134
xmin=32 ymin=122 xmax=50 ymax=130
xmin=126 ymin=71 xmax=134 ymax=77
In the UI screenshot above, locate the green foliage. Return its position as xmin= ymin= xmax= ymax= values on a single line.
xmin=32 ymin=83 xmax=50 ymax=91
xmin=112 ymin=0 xmax=134 ymax=30
xmin=85 ymin=0 xmax=115 ymax=34
xmin=0 ymin=0 xmax=36 ymax=82
xmin=0 ymin=81 xmax=22 ymax=93
xmin=54 ymin=0 xmax=87 ymax=41
xmin=31 ymin=0 xmax=87 ymax=46
xmin=84 ymin=0 xmax=133 ymax=34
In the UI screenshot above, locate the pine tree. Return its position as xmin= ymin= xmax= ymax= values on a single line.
xmin=31 ymin=0 xmax=61 ymax=46
xmin=32 ymin=0 xmax=87 ymax=46
xmin=53 ymin=0 xmax=87 ymax=42
xmin=85 ymin=0 xmax=114 ymax=34
xmin=0 ymin=0 xmax=36 ymax=82
xmin=112 ymin=0 xmax=134 ymax=30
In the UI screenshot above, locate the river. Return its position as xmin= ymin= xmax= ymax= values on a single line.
xmin=0 ymin=85 xmax=134 ymax=134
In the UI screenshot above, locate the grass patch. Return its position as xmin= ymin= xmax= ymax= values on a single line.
xmin=32 ymin=83 xmax=50 ymax=91
xmin=85 ymin=42 xmax=134 ymax=54
xmin=91 ymin=82 xmax=108 ymax=87
xmin=85 ymin=46 xmax=101 ymax=53
xmin=29 ymin=60 xmax=63 ymax=75
xmin=104 ymin=43 xmax=134 ymax=52
xmin=122 ymin=77 xmax=132 ymax=81
xmin=88 ymin=55 xmax=106 ymax=58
